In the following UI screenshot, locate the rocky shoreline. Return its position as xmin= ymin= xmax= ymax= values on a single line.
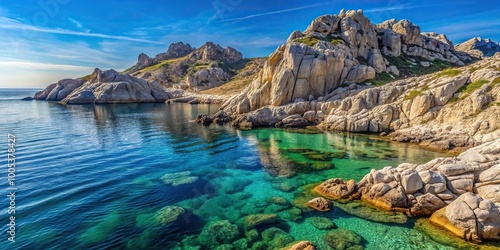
xmin=311 ymin=137 xmax=500 ymax=243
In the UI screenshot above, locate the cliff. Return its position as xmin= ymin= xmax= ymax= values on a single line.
xmin=221 ymin=9 xmax=471 ymax=114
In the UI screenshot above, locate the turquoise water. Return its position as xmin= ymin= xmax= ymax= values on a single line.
xmin=0 ymin=88 xmax=483 ymax=249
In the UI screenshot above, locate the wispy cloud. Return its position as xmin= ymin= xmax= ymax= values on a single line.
xmin=218 ymin=2 xmax=333 ymax=22
xmin=0 ymin=17 xmax=161 ymax=44
xmin=68 ymin=18 xmax=83 ymax=28
xmin=0 ymin=59 xmax=94 ymax=71
xmin=364 ymin=2 xmax=474 ymax=13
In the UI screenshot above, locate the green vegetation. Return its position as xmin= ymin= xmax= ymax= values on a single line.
xmin=295 ymin=35 xmax=345 ymax=47
xmin=330 ymin=38 xmax=344 ymax=45
xmin=435 ymin=68 xmax=462 ymax=78
xmin=81 ymin=74 xmax=92 ymax=81
xmin=295 ymin=37 xmax=320 ymax=46
xmin=404 ymin=90 xmax=423 ymax=101
xmin=404 ymin=84 xmax=429 ymax=100
xmin=456 ymin=79 xmax=489 ymax=96
xmin=142 ymin=59 xmax=171 ymax=71
xmin=385 ymin=56 xmax=453 ymax=77
xmin=370 ymin=72 xmax=394 ymax=86
xmin=448 ymin=97 xmax=459 ymax=103
xmin=491 ymin=77 xmax=500 ymax=88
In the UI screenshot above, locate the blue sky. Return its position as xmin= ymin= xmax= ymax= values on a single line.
xmin=1 ymin=0 xmax=499 ymax=88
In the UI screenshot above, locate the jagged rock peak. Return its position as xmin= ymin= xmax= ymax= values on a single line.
xmin=194 ymin=42 xmax=243 ymax=63
xmin=455 ymin=37 xmax=500 ymax=58
xmin=158 ymin=41 xmax=195 ymax=61
xmin=126 ymin=42 xmax=195 ymax=73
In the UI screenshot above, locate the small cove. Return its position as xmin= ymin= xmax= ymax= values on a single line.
xmin=1 ymin=89 xmax=494 ymax=249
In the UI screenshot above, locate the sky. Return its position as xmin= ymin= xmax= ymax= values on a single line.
xmin=0 ymin=0 xmax=499 ymax=88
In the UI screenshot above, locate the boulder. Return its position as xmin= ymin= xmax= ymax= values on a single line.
xmin=198 ymin=220 xmax=239 ymax=246
xmin=314 ymin=178 xmax=357 ymax=200
xmin=410 ymin=193 xmax=446 ymax=216
xmin=154 ymin=206 xmax=185 ymax=225
xmin=430 ymin=193 xmax=500 ymax=242
xmin=195 ymin=114 xmax=213 ymax=126
xmin=400 ymin=170 xmax=423 ymax=194
xmin=306 ymin=197 xmax=334 ymax=211
xmin=281 ymin=114 xmax=309 ymax=128
xmin=324 ymin=229 xmax=363 ymax=250
xmin=308 ymin=217 xmax=336 ymax=230
xmin=242 ymin=214 xmax=279 ymax=229
xmin=160 ymin=171 xmax=198 ymax=186
xmin=285 ymin=241 xmax=316 ymax=250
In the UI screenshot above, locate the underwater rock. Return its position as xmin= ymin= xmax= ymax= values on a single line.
xmin=161 ymin=171 xmax=199 ymax=186
xmin=314 ymin=178 xmax=357 ymax=200
xmin=324 ymin=229 xmax=364 ymax=250
xmin=285 ymin=241 xmax=316 ymax=250
xmin=306 ymin=197 xmax=334 ymax=211
xmin=308 ymin=217 xmax=336 ymax=230
xmin=198 ymin=220 xmax=240 ymax=247
xmin=154 ymin=206 xmax=185 ymax=225
xmin=335 ymin=200 xmax=408 ymax=224
xmin=232 ymin=238 xmax=249 ymax=250
xmin=274 ymin=181 xmax=297 ymax=192
xmin=245 ymin=229 xmax=259 ymax=243
xmin=283 ymin=207 xmax=303 ymax=221
xmin=269 ymin=197 xmax=292 ymax=207
xmin=262 ymin=227 xmax=295 ymax=249
xmin=242 ymin=213 xmax=279 ymax=230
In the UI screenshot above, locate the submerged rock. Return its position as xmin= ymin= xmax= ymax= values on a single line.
xmin=308 ymin=217 xmax=336 ymax=230
xmin=306 ymin=197 xmax=333 ymax=211
xmin=324 ymin=229 xmax=364 ymax=250
xmin=262 ymin=227 xmax=295 ymax=249
xmin=154 ymin=206 xmax=185 ymax=225
xmin=198 ymin=220 xmax=240 ymax=246
xmin=161 ymin=171 xmax=199 ymax=186
xmin=242 ymin=213 xmax=279 ymax=230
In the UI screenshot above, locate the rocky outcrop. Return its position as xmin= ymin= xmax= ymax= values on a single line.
xmin=190 ymin=42 xmax=242 ymax=63
xmin=315 ymin=137 xmax=500 ymax=242
xmin=225 ymin=53 xmax=500 ymax=152
xmin=56 ymin=68 xmax=172 ymax=104
xmin=430 ymin=193 xmax=500 ymax=242
xmin=456 ymin=37 xmax=500 ymax=58
xmin=126 ymin=42 xmax=195 ymax=73
xmin=186 ymin=67 xmax=230 ymax=91
xmin=34 ymin=78 xmax=86 ymax=101
xmin=221 ymin=9 xmax=469 ymax=114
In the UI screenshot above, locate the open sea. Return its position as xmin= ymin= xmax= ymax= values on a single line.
xmin=0 ymin=88 xmax=497 ymax=250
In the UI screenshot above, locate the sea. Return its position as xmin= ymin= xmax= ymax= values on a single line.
xmin=0 ymin=88 xmax=496 ymax=250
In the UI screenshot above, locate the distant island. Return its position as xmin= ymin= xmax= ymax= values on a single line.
xmin=29 ymin=9 xmax=500 ymax=245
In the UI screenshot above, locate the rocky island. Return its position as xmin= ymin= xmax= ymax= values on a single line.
xmin=30 ymin=8 xmax=500 ymax=248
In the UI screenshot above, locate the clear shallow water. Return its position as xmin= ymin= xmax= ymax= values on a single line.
xmin=0 ymin=88 xmax=489 ymax=250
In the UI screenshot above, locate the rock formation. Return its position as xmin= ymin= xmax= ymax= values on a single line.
xmin=125 ymin=42 xmax=195 ymax=73
xmin=35 ymin=68 xmax=172 ymax=104
xmin=224 ymin=51 xmax=500 ymax=152
xmin=315 ymin=137 xmax=500 ymax=242
xmin=221 ymin=9 xmax=469 ymax=114
xmin=456 ymin=37 xmax=500 ymax=58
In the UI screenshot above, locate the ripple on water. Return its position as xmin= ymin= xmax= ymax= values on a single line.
xmin=0 ymin=97 xmax=480 ymax=249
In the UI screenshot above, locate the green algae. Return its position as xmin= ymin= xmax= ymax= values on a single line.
xmin=79 ymin=211 xmax=121 ymax=244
